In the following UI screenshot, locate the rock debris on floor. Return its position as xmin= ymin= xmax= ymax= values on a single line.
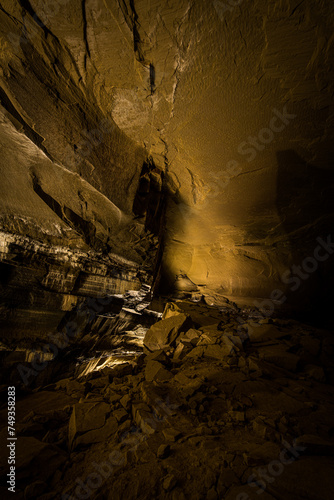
xmin=1 ymin=298 xmax=334 ymax=499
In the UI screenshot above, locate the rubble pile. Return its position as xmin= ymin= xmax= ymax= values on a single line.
xmin=1 ymin=299 xmax=334 ymax=499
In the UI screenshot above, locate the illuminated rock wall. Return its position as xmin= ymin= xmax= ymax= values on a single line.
xmin=0 ymin=0 xmax=333 ymax=316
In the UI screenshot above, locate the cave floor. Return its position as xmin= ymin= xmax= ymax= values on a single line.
xmin=1 ymin=299 xmax=334 ymax=499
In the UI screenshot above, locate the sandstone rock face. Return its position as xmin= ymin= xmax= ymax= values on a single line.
xmin=0 ymin=0 xmax=333 ymax=316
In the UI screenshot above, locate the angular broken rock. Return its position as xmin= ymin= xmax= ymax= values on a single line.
xmin=68 ymin=401 xmax=110 ymax=448
xmin=184 ymin=346 xmax=205 ymax=359
xmin=305 ymin=364 xmax=326 ymax=382
xmin=173 ymin=342 xmax=186 ymax=361
xmin=145 ymin=360 xmax=173 ymax=382
xmin=74 ymin=416 xmax=118 ymax=447
xmin=120 ymin=393 xmax=132 ymax=410
xmin=222 ymin=334 xmax=242 ymax=351
xmin=179 ymin=328 xmax=200 ymax=346
xmin=163 ymin=427 xmax=182 ymax=442
xmin=258 ymin=346 xmax=300 ymax=372
xmin=144 ymin=313 xmax=193 ymax=352
xmin=113 ymin=408 xmax=128 ymax=423
xmin=145 ymin=349 xmax=170 ymax=365
xmin=132 ymin=402 xmax=156 ymax=434
xmin=55 ymin=378 xmax=86 ymax=396
xmin=196 ymin=333 xmax=217 ymax=346
xmin=163 ymin=473 xmax=177 ymax=491
xmin=204 ymin=344 xmax=233 ymax=360
xmin=157 ymin=443 xmax=170 ymax=458
xmin=162 ymin=302 xmax=183 ymax=320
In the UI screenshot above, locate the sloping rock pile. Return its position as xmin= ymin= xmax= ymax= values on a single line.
xmin=1 ymin=299 xmax=334 ymax=499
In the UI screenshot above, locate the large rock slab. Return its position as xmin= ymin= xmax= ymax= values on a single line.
xmin=68 ymin=401 xmax=110 ymax=448
xmin=143 ymin=313 xmax=193 ymax=352
xmin=74 ymin=416 xmax=118 ymax=448
xmin=145 ymin=360 xmax=173 ymax=382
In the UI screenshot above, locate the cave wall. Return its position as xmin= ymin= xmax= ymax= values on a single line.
xmin=0 ymin=0 xmax=334 ymax=316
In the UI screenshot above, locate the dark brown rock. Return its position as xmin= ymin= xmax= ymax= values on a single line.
xmin=68 ymin=401 xmax=110 ymax=448
xmin=145 ymin=360 xmax=173 ymax=382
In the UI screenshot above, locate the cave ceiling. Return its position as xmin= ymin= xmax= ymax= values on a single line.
xmin=0 ymin=0 xmax=333 ymax=310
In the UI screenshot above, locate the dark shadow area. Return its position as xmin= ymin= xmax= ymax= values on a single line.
xmin=155 ymin=173 xmax=193 ymax=296
xmin=276 ymin=150 xmax=334 ymax=327
xmin=132 ymin=157 xmax=167 ymax=294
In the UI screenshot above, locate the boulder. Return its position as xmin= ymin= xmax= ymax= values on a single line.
xmin=136 ymin=411 xmax=157 ymax=435
xmin=162 ymin=427 xmax=182 ymax=441
xmin=173 ymin=343 xmax=186 ymax=360
xmin=89 ymin=375 xmax=110 ymax=388
xmin=247 ymin=324 xmax=289 ymax=342
xmin=113 ymin=408 xmax=128 ymax=423
xmin=145 ymin=360 xmax=173 ymax=382
xmin=162 ymin=473 xmax=177 ymax=491
xmin=179 ymin=328 xmax=200 ymax=346
xmin=157 ymin=444 xmax=170 ymax=458
xmin=258 ymin=346 xmax=300 ymax=372
xmin=145 ymin=349 xmax=171 ymax=365
xmin=68 ymin=401 xmax=110 ymax=447
xmin=185 ymin=346 xmax=205 ymax=359
xmin=132 ymin=402 xmax=157 ymax=434
xmin=197 ymin=333 xmax=218 ymax=346
xmin=203 ymin=344 xmax=233 ymax=360
xmin=120 ymin=394 xmax=132 ymax=410
xmin=74 ymin=416 xmax=118 ymax=447
xmin=144 ymin=313 xmax=193 ymax=352
xmin=162 ymin=302 xmax=184 ymax=319
xmin=55 ymin=378 xmax=86 ymax=395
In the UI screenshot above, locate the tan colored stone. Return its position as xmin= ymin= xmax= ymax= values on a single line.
xmin=68 ymin=401 xmax=110 ymax=447
xmin=113 ymin=408 xmax=128 ymax=423
xmin=163 ymin=474 xmax=177 ymax=491
xmin=145 ymin=360 xmax=173 ymax=382
xmin=258 ymin=346 xmax=300 ymax=372
xmin=204 ymin=344 xmax=232 ymax=360
xmin=144 ymin=313 xmax=193 ymax=352
xmin=74 ymin=416 xmax=118 ymax=447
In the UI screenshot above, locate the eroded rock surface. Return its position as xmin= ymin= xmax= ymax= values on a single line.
xmin=0 ymin=0 xmax=333 ymax=313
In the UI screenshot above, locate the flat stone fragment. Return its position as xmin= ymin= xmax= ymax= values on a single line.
xmin=68 ymin=402 xmax=110 ymax=447
xmin=145 ymin=360 xmax=173 ymax=382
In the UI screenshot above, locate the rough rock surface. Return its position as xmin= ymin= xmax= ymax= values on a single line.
xmin=0 ymin=1 xmax=333 ymax=316
xmin=1 ymin=299 xmax=334 ymax=499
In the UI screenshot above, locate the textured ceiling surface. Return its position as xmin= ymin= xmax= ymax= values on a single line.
xmin=0 ymin=0 xmax=334 ymax=312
